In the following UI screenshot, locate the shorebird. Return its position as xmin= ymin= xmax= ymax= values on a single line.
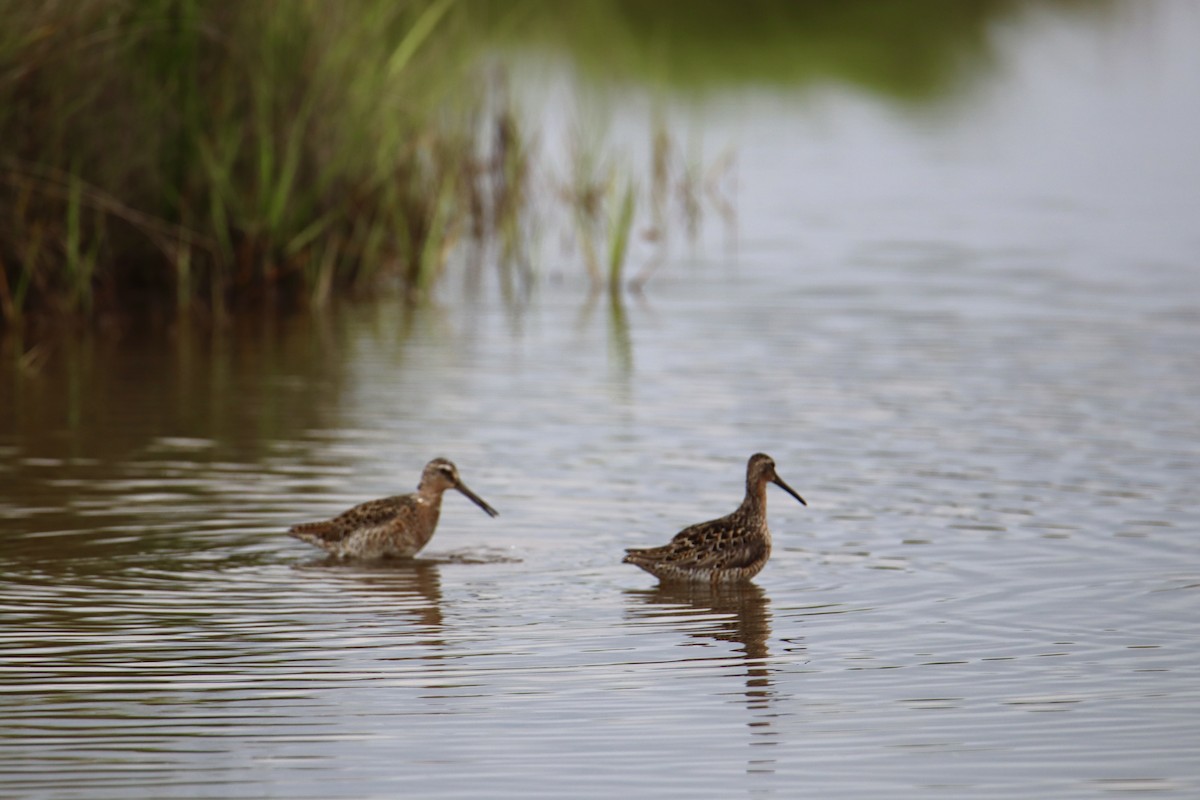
xmin=623 ymin=453 xmax=806 ymax=583
xmin=289 ymin=458 xmax=498 ymax=559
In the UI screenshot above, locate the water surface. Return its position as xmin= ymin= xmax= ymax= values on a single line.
xmin=3 ymin=6 xmax=1199 ymax=798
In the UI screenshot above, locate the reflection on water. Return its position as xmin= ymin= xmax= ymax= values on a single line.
xmin=627 ymin=582 xmax=783 ymax=770
xmin=3 ymin=4 xmax=1200 ymax=797
xmin=572 ymin=287 xmax=637 ymax=380
xmin=296 ymin=559 xmax=447 ymax=633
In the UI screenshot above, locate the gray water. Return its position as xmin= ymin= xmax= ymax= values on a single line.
xmin=3 ymin=6 xmax=1199 ymax=798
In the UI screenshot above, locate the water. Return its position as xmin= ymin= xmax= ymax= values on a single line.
xmin=3 ymin=6 xmax=1200 ymax=798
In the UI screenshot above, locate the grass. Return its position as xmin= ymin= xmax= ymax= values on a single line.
xmin=0 ymin=0 xmax=529 ymax=327
xmin=0 ymin=0 xmax=1106 ymax=332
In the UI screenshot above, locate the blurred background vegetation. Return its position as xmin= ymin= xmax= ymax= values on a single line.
xmin=0 ymin=0 xmax=1104 ymax=331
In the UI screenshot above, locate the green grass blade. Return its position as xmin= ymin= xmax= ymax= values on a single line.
xmin=607 ymin=178 xmax=636 ymax=295
xmin=387 ymin=0 xmax=457 ymax=78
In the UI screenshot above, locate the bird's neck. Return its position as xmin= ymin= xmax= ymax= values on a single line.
xmin=739 ymin=478 xmax=768 ymax=520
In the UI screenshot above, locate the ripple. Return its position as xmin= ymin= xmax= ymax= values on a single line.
xmin=3 ymin=16 xmax=1200 ymax=792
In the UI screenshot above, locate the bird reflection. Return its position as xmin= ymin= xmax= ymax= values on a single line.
xmin=298 ymin=556 xmax=445 ymax=633
xmin=626 ymin=581 xmax=794 ymax=770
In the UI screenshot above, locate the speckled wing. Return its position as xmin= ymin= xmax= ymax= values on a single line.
xmin=289 ymin=495 xmax=413 ymax=547
xmin=661 ymin=518 xmax=763 ymax=571
xmin=626 ymin=515 xmax=762 ymax=572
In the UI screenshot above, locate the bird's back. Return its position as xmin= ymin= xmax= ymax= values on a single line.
xmin=624 ymin=510 xmax=770 ymax=583
xmin=289 ymin=494 xmax=425 ymax=557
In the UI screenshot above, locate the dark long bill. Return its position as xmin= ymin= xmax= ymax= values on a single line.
xmin=772 ymin=475 xmax=807 ymax=506
xmin=457 ymin=483 xmax=499 ymax=517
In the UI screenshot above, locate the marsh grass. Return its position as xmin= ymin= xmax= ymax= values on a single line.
xmin=0 ymin=0 xmax=535 ymax=327
xmin=554 ymin=105 xmax=731 ymax=298
xmin=606 ymin=177 xmax=636 ymax=295
xmin=2 ymin=0 xmax=1072 ymax=331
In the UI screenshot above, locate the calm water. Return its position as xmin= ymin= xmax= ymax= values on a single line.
xmin=3 ymin=6 xmax=1200 ymax=799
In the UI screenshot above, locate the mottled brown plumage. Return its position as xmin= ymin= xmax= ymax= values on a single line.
xmin=289 ymin=458 xmax=498 ymax=559
xmin=623 ymin=453 xmax=806 ymax=584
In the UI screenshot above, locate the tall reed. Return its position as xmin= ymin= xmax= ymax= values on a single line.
xmin=0 ymin=0 xmax=530 ymax=325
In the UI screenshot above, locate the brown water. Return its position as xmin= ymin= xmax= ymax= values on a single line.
xmin=3 ymin=6 xmax=1200 ymax=798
